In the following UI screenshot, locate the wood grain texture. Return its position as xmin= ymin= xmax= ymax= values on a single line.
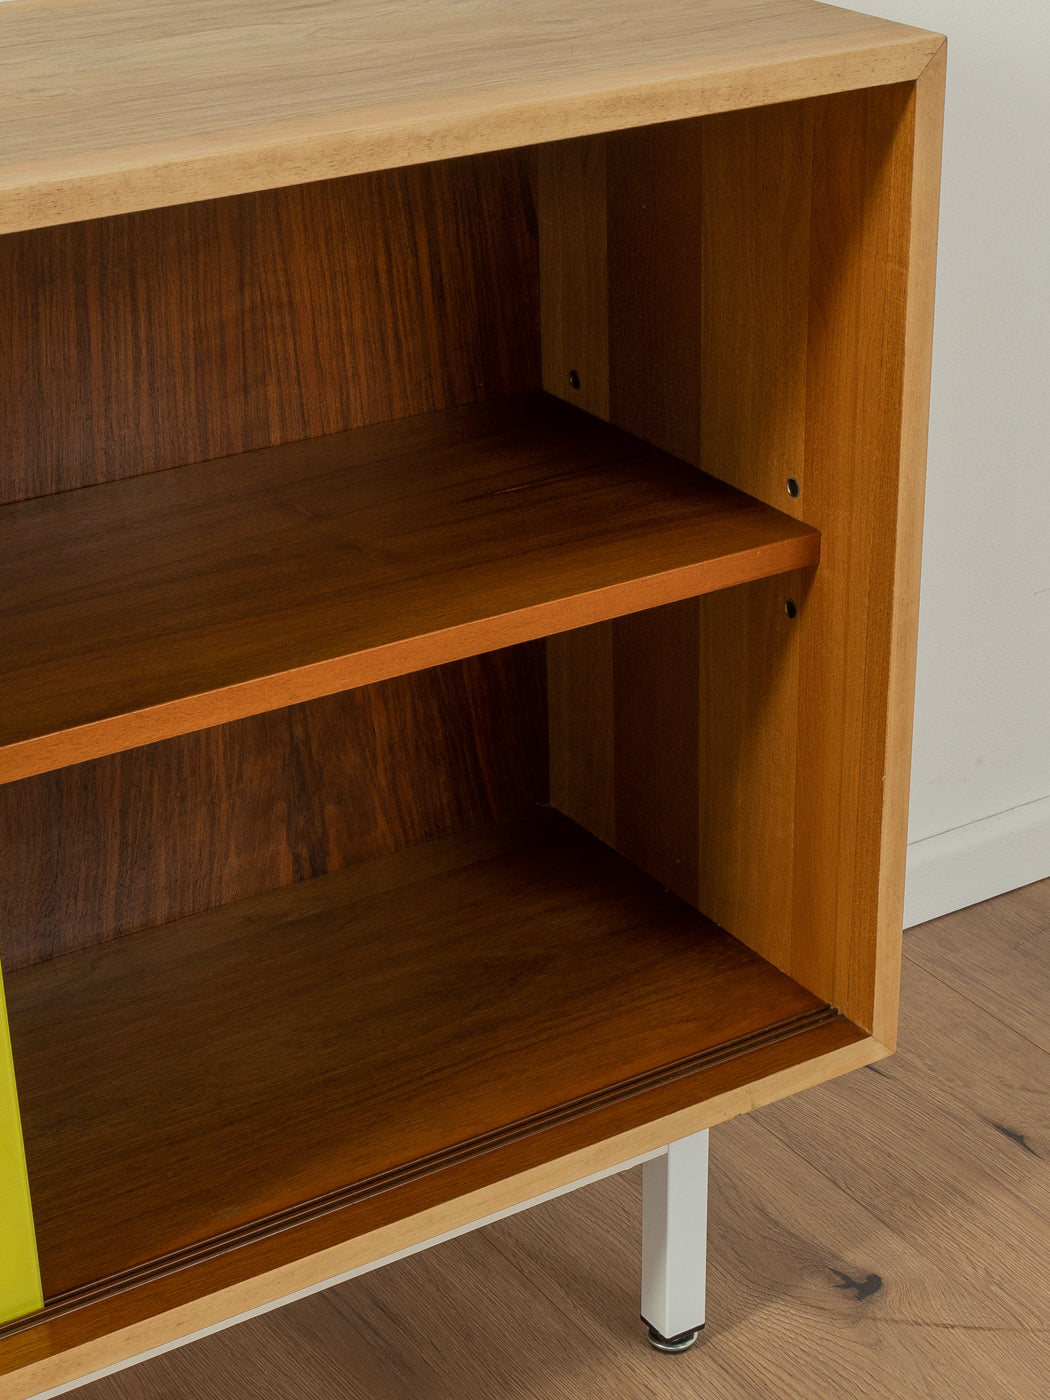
xmin=758 ymin=955 xmax=1050 ymax=1329
xmin=0 ymin=394 xmax=819 ymax=785
xmin=547 ymin=624 xmax=616 ymax=848
xmin=699 ymin=101 xmax=813 ymax=504
xmin=787 ymin=80 xmax=920 ymax=1031
xmin=465 ymin=1102 xmax=1047 ymax=1400
xmin=546 ymin=107 xmax=810 ymax=944
xmin=0 ymin=0 xmax=944 ymax=233
xmin=607 ymin=121 xmax=704 ymax=464
xmin=870 ymin=42 xmax=946 ymax=1046
xmin=538 ymin=137 xmax=609 ymax=418
xmin=544 ymin=120 xmax=704 ymax=906
xmin=548 ymin=602 xmax=703 ymax=907
xmin=610 ymin=604 xmax=701 ymax=902
xmin=692 ymin=573 xmax=805 ymax=965
xmin=39 ymin=878 xmax=1047 ymax=1400
xmin=540 ymin=117 xmax=706 ymax=459
xmin=546 ymin=79 xmax=938 ymax=1039
xmin=0 ymin=13 xmax=945 ymax=1392
xmin=0 ymin=646 xmax=548 ymax=971
xmin=0 ymin=1020 xmax=872 ymax=1399
xmin=690 ymin=98 xmax=813 ymax=967
xmin=473 ymin=1125 xmax=1041 ymax=1400
xmin=907 ymin=875 xmax=1050 ymax=1053
xmin=0 ymin=151 xmax=539 ymax=505
xmin=673 ymin=81 xmax=931 ymax=1034
xmin=5 ymin=810 xmax=831 ymax=1302
xmin=606 ymin=106 xmax=810 ymax=930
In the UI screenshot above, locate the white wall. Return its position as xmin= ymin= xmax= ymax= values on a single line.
xmin=866 ymin=2 xmax=1050 ymax=924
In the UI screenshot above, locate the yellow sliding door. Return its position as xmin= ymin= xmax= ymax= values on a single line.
xmin=0 ymin=970 xmax=42 ymax=1324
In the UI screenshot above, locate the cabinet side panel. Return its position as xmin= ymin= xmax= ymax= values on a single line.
xmin=543 ymin=92 xmax=931 ymax=1036
xmin=0 ymin=150 xmax=539 ymax=506
xmin=872 ymin=46 xmax=944 ymax=1047
xmin=695 ymin=87 xmax=919 ymax=1029
xmin=789 ymin=83 xmax=916 ymax=1030
xmin=0 ymin=647 xmax=548 ymax=970
xmin=0 ymin=971 xmax=42 ymax=1324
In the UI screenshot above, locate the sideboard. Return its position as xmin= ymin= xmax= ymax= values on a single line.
xmin=0 ymin=1 xmax=944 ymax=1394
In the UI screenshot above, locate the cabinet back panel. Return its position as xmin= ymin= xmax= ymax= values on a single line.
xmin=0 ymin=646 xmax=548 ymax=971
xmin=0 ymin=150 xmax=539 ymax=505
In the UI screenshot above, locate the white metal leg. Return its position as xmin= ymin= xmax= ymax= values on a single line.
xmin=640 ymin=1128 xmax=709 ymax=1351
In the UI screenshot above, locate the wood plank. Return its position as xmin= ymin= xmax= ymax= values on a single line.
xmin=700 ymin=100 xmax=813 ymax=504
xmin=871 ymin=41 xmax=947 ymax=1045
xmin=677 ymin=83 xmax=930 ymax=1034
xmin=246 ymin=1173 xmax=1049 ymax=1400
xmin=5 ymin=809 xmax=835 ymax=1303
xmin=609 ymin=603 xmax=702 ymax=904
xmin=0 ymin=1016 xmax=869 ymax=1397
xmin=49 ymin=880 xmax=1050 ymax=1400
xmin=547 ymin=624 xmax=616 ymax=849
xmin=695 ymin=88 xmax=913 ymax=1025
xmin=549 ymin=602 xmax=704 ymax=908
xmin=584 ymin=80 xmax=938 ymax=1038
xmin=703 ymin=1116 xmax=1033 ymax=1334
xmin=606 ymin=119 xmax=704 ymax=464
xmin=689 ymin=103 xmax=812 ymax=962
xmin=538 ymin=136 xmax=609 ymax=418
xmin=0 ymin=646 xmax=548 ymax=971
xmin=692 ymin=573 xmax=804 ymax=964
xmin=0 ymin=394 xmax=820 ymax=784
xmin=0 ymin=0 xmax=944 ymax=233
xmin=548 ymin=104 xmax=811 ymax=953
xmin=545 ymin=120 xmax=708 ymax=904
xmin=787 ymin=80 xmax=919 ymax=1032
xmin=545 ymin=82 xmax=939 ymax=1037
xmin=0 ymin=151 xmax=539 ymax=505
xmin=757 ymin=959 xmax=1050 ymax=1327
xmin=907 ymin=876 xmax=1050 ymax=1054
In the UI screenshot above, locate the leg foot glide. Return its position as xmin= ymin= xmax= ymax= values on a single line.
xmin=645 ymin=1322 xmax=703 ymax=1354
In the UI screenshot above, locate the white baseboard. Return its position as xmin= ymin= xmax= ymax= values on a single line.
xmin=904 ymin=793 xmax=1050 ymax=928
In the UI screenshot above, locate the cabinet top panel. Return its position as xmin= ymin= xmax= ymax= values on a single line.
xmin=0 ymin=0 xmax=943 ymax=233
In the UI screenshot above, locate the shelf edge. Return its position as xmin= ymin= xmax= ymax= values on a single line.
xmin=11 ymin=1005 xmax=839 ymax=1329
xmin=0 ymin=1023 xmax=879 ymax=1398
xmin=0 ymin=531 xmax=818 ymax=786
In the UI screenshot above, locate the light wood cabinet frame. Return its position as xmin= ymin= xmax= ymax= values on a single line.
xmin=0 ymin=4 xmax=944 ymax=1395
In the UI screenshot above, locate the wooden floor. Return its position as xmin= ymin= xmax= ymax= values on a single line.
xmin=78 ymin=878 xmax=1050 ymax=1400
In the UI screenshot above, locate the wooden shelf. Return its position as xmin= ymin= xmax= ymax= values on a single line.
xmin=4 ymin=809 xmax=847 ymax=1312
xmin=0 ymin=393 xmax=818 ymax=784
